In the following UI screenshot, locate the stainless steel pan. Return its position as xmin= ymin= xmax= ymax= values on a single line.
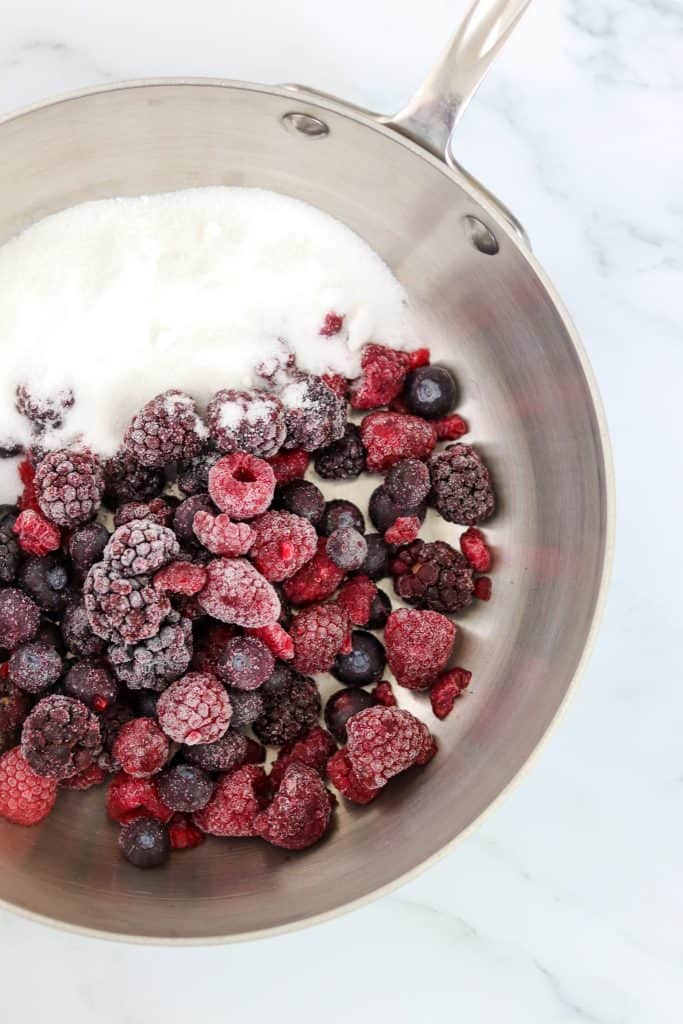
xmin=0 ymin=0 xmax=613 ymax=942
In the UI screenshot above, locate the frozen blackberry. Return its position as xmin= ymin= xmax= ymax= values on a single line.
xmin=15 ymin=383 xmax=75 ymax=429
xmin=104 ymin=450 xmax=164 ymax=507
xmin=84 ymin=562 xmax=171 ymax=645
xmin=173 ymin=493 xmax=215 ymax=545
xmin=67 ymin=522 xmax=110 ymax=578
xmin=429 ymin=444 xmax=495 ymax=525
xmin=34 ymin=448 xmax=105 ymax=527
xmin=0 ymin=588 xmax=40 ymax=650
xmin=392 ymin=538 xmax=474 ymax=614
xmin=114 ymin=497 xmax=176 ymax=529
xmin=368 ymin=485 xmax=425 ymax=534
xmin=0 ymin=678 xmax=31 ymax=755
xmin=366 ymin=588 xmax=392 ymax=629
xmin=326 ymin=528 xmax=367 ymax=571
xmin=404 ymin=365 xmax=457 ymax=419
xmin=280 ymin=374 xmax=346 ymax=452
xmin=18 ymin=555 xmax=72 ymax=617
xmin=325 ymin=688 xmax=377 ymax=744
xmin=319 ymin=499 xmax=365 ymax=537
xmin=0 ymin=506 xmax=20 ymax=584
xmin=177 ymin=450 xmax=221 ymax=496
xmin=183 ymin=730 xmax=248 ymax=772
xmin=216 ymin=636 xmax=274 ymax=691
xmin=119 ymin=816 xmax=170 ymax=869
xmin=226 ymin=688 xmax=264 ymax=729
xmin=313 ymin=423 xmax=365 ymax=480
xmin=385 ymin=459 xmax=431 ymax=506
xmin=332 ymin=630 xmax=386 ymax=687
xmin=97 ymin=701 xmax=136 ymax=772
xmin=157 ymin=764 xmax=214 ymax=812
xmin=123 ymin=390 xmax=207 ymax=469
xmin=9 ymin=641 xmax=63 ymax=695
xmin=275 ymin=480 xmax=325 ymax=527
xmin=253 ymin=663 xmax=321 ymax=747
xmin=21 ymin=694 xmax=102 ymax=780
xmin=208 ymin=388 xmax=287 ymax=458
xmin=105 ymin=519 xmax=179 ymax=578
xmin=61 ymin=601 xmax=105 ymax=658
xmin=108 ymin=612 xmax=193 ymax=692
xmin=63 ymin=660 xmax=119 ymax=710
xmin=356 ymin=533 xmax=390 ymax=581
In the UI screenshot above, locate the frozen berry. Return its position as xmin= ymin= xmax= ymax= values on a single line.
xmin=430 ymin=668 xmax=471 ymax=719
xmin=384 ymin=608 xmax=455 ymax=690
xmin=326 ymin=747 xmax=379 ymax=805
xmin=108 ymin=611 xmax=192 ymax=691
xmin=157 ymin=672 xmax=232 ymax=745
xmin=254 ymin=762 xmax=332 ymax=850
xmin=61 ymin=762 xmax=107 ymax=790
xmin=325 ymin=688 xmax=377 ymax=743
xmin=21 ymin=694 xmax=102 ymax=780
xmin=63 ymin=660 xmax=117 ymax=710
xmin=123 ymin=390 xmax=206 ymax=469
xmin=280 ymin=374 xmax=346 ymax=451
xmin=361 ymin=411 xmax=436 ymax=472
xmin=198 ymin=557 xmax=280 ymax=628
xmin=0 ymin=507 xmax=20 ymax=583
xmin=267 ymin=448 xmax=309 ymax=485
xmin=326 ymin=528 xmax=367 ymax=571
xmin=245 ymin=622 xmax=294 ymax=661
xmin=0 ymin=679 xmax=31 ymax=756
xmin=190 ymin=620 xmax=236 ymax=676
xmin=84 ymin=562 xmax=171 ymax=645
xmin=283 ymin=537 xmax=346 ymax=606
xmin=119 ymin=816 xmax=170 ymax=868
xmin=114 ymin=497 xmax=176 ymax=529
xmin=460 ymin=527 xmax=492 ymax=572
xmin=173 ymin=493 xmax=215 ymax=545
xmin=12 ymin=509 xmax=61 ymax=556
xmin=113 ymin=717 xmax=170 ymax=777
xmin=253 ymin=664 xmax=321 ymax=746
xmin=168 ymin=814 xmax=205 ymax=850
xmin=153 ymin=560 xmax=207 ymax=595
xmin=385 ymin=459 xmax=431 ymax=506
xmin=392 ymin=539 xmax=474 ymax=614
xmin=384 ymin=516 xmax=421 ymax=545
xmin=192 ymin=510 xmax=255 ymax=557
xmin=313 ymin=423 xmax=365 ymax=480
xmin=367 ymin=589 xmax=392 ymax=629
xmin=135 ymin=691 xmax=159 ymax=719
xmin=368 ymin=485 xmax=425 ymax=534
xmin=208 ymin=452 xmax=275 ymax=519
xmin=335 ymin=575 xmax=377 ymax=626
xmin=248 ymin=510 xmax=317 ymax=581
xmin=0 ymin=588 xmax=40 ymax=650
xmin=347 ymin=706 xmax=434 ymax=789
xmin=332 ymin=630 xmax=386 ymax=687
xmin=61 ymin=602 xmax=105 ymax=658
xmin=429 ymin=444 xmax=495 ymax=525
xmin=473 ymin=576 xmax=492 ymax=600
xmin=104 ymin=450 xmax=164 ymax=507
xmin=320 ymin=311 xmax=344 ymax=336
xmin=15 ymin=383 xmax=74 ymax=429
xmin=9 ymin=641 xmax=63 ymax=695
xmin=372 ymin=680 xmax=396 ymax=706
xmin=34 ymin=448 xmax=104 ymax=527
xmin=349 ymin=344 xmax=411 ymax=410
xmin=207 ymin=388 xmax=286 ymax=458
xmin=216 ymin=636 xmax=273 ymax=690
xmin=269 ymin=726 xmax=337 ymax=787
xmin=106 ymin=771 xmax=172 ymax=823
xmin=97 ymin=702 xmax=136 ymax=772
xmin=18 ymin=553 xmax=71 ymax=615
xmin=177 ymin=450 xmax=221 ymax=496
xmin=290 ymin=603 xmax=351 ymax=675
xmin=0 ymin=747 xmax=58 ymax=825
xmin=225 ymin=689 xmax=264 ymax=730
xmin=183 ymin=730 xmax=248 ymax=772
xmin=356 ymin=533 xmax=390 ymax=581
xmin=404 ymin=365 xmax=457 ymax=419
xmin=275 ymin=479 xmax=325 ymax=527
xmin=67 ymin=522 xmax=110 ymax=577
xmin=434 ymin=413 xmax=468 ymax=441
xmin=319 ymin=499 xmax=365 ymax=537
xmin=193 ymin=764 xmax=270 ymax=837
xmin=105 ymin=519 xmax=179 ymax=578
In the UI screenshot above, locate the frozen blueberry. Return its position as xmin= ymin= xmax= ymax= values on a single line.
xmin=63 ymin=660 xmax=119 ymax=710
xmin=366 ymin=589 xmax=392 ymax=630
xmin=67 ymin=522 xmax=110 ymax=578
xmin=332 ymin=630 xmax=386 ymax=687
xmin=319 ymin=499 xmax=365 ymax=537
xmin=9 ymin=641 xmax=63 ymax=695
xmin=325 ymin=528 xmax=367 ymax=571
xmin=324 ymin=687 xmax=377 ymax=743
xmin=404 ymin=365 xmax=457 ymax=419
xmin=216 ymin=636 xmax=274 ymax=691
xmin=384 ymin=459 xmax=431 ymax=506
xmin=275 ymin=480 xmax=325 ymax=527
xmin=18 ymin=554 xmax=72 ymax=615
xmin=157 ymin=764 xmax=214 ymax=812
xmin=356 ymin=534 xmax=390 ymax=581
xmin=119 ymin=816 xmax=170 ymax=869
xmin=369 ymin=485 xmax=425 ymax=534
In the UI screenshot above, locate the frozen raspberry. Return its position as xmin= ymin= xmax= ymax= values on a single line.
xmin=227 ymin=689 xmax=265 ymax=730
xmin=270 ymin=726 xmax=337 ymax=787
xmin=0 ymin=679 xmax=31 ymax=756
xmin=275 ymin=479 xmax=325 ymax=527
xmin=168 ymin=814 xmax=205 ymax=850
xmin=346 ymin=706 xmax=434 ymax=789
xmin=21 ymin=694 xmax=102 ymax=780
xmin=153 ymin=560 xmax=207 ymax=596
xmin=326 ymin=747 xmax=378 ymax=805
xmin=254 ymin=762 xmax=332 ymax=850
xmin=430 ymin=668 xmax=471 ymax=719
xmin=253 ymin=664 xmax=321 ymax=746
xmin=385 ymin=459 xmax=431 ymax=506
xmin=63 ymin=660 xmax=118 ymax=710
xmin=384 ymin=608 xmax=456 ymax=690
xmin=208 ymin=452 xmax=275 ymax=519
xmin=123 ymin=390 xmax=206 ymax=469
xmin=320 ymin=311 xmax=344 ymax=336
xmin=473 ymin=576 xmax=492 ymax=600
xmin=357 ymin=533 xmax=390 ymax=581
xmin=460 ymin=527 xmax=492 ymax=572
xmin=177 ymin=450 xmax=221 ymax=496
xmin=208 ymin=388 xmax=286 ymax=458
xmin=392 ymin=539 xmax=474 ymax=614
xmin=313 ymin=423 xmax=365 ymax=480
xmin=113 ymin=717 xmax=170 ymax=777
xmin=67 ymin=522 xmax=110 ymax=577
xmin=84 ymin=562 xmax=171 ymax=644
xmin=119 ymin=816 xmax=170 ymax=868
xmin=0 ymin=747 xmax=58 ymax=825
xmin=34 ymin=448 xmax=104 ymax=528
xmin=105 ymin=519 xmax=179 ymax=578
xmin=404 ymin=365 xmax=457 ymax=419
xmin=319 ymin=499 xmax=365 ymax=537
xmin=369 ymin=485 xmax=426 ymax=535
xmin=321 ymin=373 xmax=348 ymax=398
xmin=97 ymin=702 xmax=136 ymax=772
xmin=17 ymin=553 xmax=71 ymax=615
xmin=245 ymin=622 xmax=294 ymax=661
xmin=326 ymin=528 xmax=367 ymax=571
xmin=0 ymin=507 xmax=20 ymax=584
xmin=0 ymin=588 xmax=40 ymax=650
xmin=434 ymin=413 xmax=468 ymax=441
xmin=372 ymin=680 xmax=396 ymax=707
xmin=361 ymin=411 xmax=437 ymax=472
xmin=249 ymin=510 xmax=317 ymax=581
xmin=157 ymin=672 xmax=232 ymax=745
xmin=267 ymin=448 xmax=309 ymax=485
xmin=290 ymin=603 xmax=350 ymax=675
xmin=61 ymin=762 xmax=107 ymax=790
xmin=106 ymin=771 xmax=172 ymax=823
xmin=216 ymin=636 xmax=273 ymax=690
xmin=384 ymin=516 xmax=421 ymax=545
xmin=283 ymin=537 xmax=346 ymax=606
xmin=192 ymin=509 xmax=255 ymax=557
xmin=108 ymin=612 xmax=192 ymax=692
xmin=15 ymin=383 xmax=74 ymax=429
xmin=114 ymin=497 xmax=175 ymax=529
xmin=60 ymin=602 xmax=104 ymax=658
xmin=9 ymin=641 xmax=62 ymax=695
xmin=198 ymin=557 xmax=280 ymax=629
xmin=173 ymin=493 xmax=215 ymax=545
xmin=12 ymin=509 xmax=61 ymax=556
xmin=183 ymin=729 xmax=248 ymax=772
xmin=17 ymin=458 xmax=40 ymax=513
xmin=367 ymin=588 xmax=392 ymax=629
xmin=350 ymin=344 xmax=411 ymax=410
xmin=335 ymin=575 xmax=377 ymax=626
xmin=429 ymin=444 xmax=495 ymax=525
xmin=193 ymin=764 xmax=270 ymax=837
xmin=324 ymin=689 xmax=377 ymax=744
xmin=280 ymin=374 xmax=346 ymax=452
xmin=104 ymin=450 xmax=164 ymax=507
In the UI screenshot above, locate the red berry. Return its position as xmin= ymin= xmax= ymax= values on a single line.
xmin=360 ymin=412 xmax=437 ymax=472
xmin=384 ymin=515 xmax=421 ymax=545
xmin=168 ymin=813 xmax=206 ymax=850
xmin=254 ymin=762 xmax=333 ymax=851
xmin=407 ymin=347 xmax=431 ymax=369
xmin=243 ymin=737 xmax=267 ymax=764
xmin=60 ymin=762 xmax=107 ymax=790
xmin=17 ymin=459 xmax=41 ymax=513
xmin=106 ymin=771 xmax=173 ymax=824
xmin=266 ymin=448 xmax=309 ymax=485
xmin=346 ymin=706 xmax=434 ymax=789
xmin=270 ymin=726 xmax=337 ymax=788
xmin=246 ymin=622 xmax=294 ymax=661
xmin=0 ymin=747 xmax=58 ymax=825
xmin=319 ymin=311 xmax=344 ymax=336
xmin=430 ymin=668 xmax=471 ymax=719
xmin=283 ymin=536 xmax=346 ymax=606
xmin=249 ymin=511 xmax=317 ymax=581
xmin=208 ymin=452 xmax=275 ymax=519
xmin=157 ymin=672 xmax=232 ymax=746
xmin=350 ymin=344 xmax=411 ymax=410
xmin=473 ymin=576 xmax=492 ymax=600
xmin=384 ymin=608 xmax=456 ymax=690
xmin=372 ymin=680 xmax=397 ymax=707
xmin=290 ymin=603 xmax=350 ymax=675
xmin=193 ymin=764 xmax=270 ymax=837
xmin=434 ymin=414 xmax=468 ymax=441
xmin=460 ymin=527 xmax=492 ymax=572
xmin=153 ymin=560 xmax=207 ymax=595
xmin=113 ymin=718 xmax=170 ymax=778
xmin=192 ymin=510 xmax=255 ymax=557
xmin=12 ymin=509 xmax=61 ymax=556
xmin=321 ymin=373 xmax=348 ymax=398
xmin=326 ymin=748 xmax=379 ymax=805
xmin=335 ymin=575 xmax=377 ymax=626
xmin=198 ymin=557 xmax=281 ymax=628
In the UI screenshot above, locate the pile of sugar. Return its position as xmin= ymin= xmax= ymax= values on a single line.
xmin=0 ymin=186 xmax=415 ymax=501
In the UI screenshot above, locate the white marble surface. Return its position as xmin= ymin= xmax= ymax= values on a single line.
xmin=1 ymin=1 xmax=681 ymax=1021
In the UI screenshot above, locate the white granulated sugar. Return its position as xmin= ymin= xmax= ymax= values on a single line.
xmin=0 ymin=186 xmax=414 ymax=501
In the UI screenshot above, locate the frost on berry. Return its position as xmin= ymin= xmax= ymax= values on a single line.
xmin=335 ymin=575 xmax=377 ymax=626
xmin=156 ymin=672 xmax=232 ymax=745
xmin=123 ymin=390 xmax=207 ymax=469
xmin=108 ymin=612 xmax=193 ymax=691
xmin=460 ymin=527 xmax=492 ymax=572
xmin=350 ymin=344 xmax=411 ymax=411
xmin=249 ymin=510 xmax=317 ymax=581
xmin=384 ymin=608 xmax=456 ymax=690
xmin=269 ymin=726 xmax=337 ymax=788
xmin=290 ymin=603 xmax=350 ymax=675
xmin=198 ymin=557 xmax=280 ymax=628
xmin=21 ymin=694 xmax=102 ymax=780
xmin=207 ymin=388 xmax=286 ymax=458
xmin=12 ymin=509 xmax=61 ymax=556
xmin=428 ymin=444 xmax=495 ymax=526
xmin=153 ymin=561 xmax=207 ymax=595
xmin=326 ymin=747 xmax=379 ymax=805
xmin=208 ymin=452 xmax=275 ymax=520
xmin=372 ymin=680 xmax=397 ymax=707
xmin=34 ymin=448 xmax=105 ymax=527
xmin=104 ymin=519 xmax=179 ymax=578
xmin=254 ymin=762 xmax=333 ymax=850
xmin=346 ymin=707 xmax=434 ymax=789
xmin=84 ymin=562 xmax=171 ymax=645
xmin=245 ymin=622 xmax=294 ymax=661
xmin=360 ymin=411 xmax=437 ymax=472
xmin=267 ymin=448 xmax=309 ymax=485
xmin=192 ymin=509 xmax=255 ymax=556
xmin=112 ymin=718 xmax=170 ymax=778
xmin=279 ymin=374 xmax=346 ymax=453
xmin=384 ymin=515 xmax=421 ymax=546
xmin=430 ymin=668 xmax=471 ymax=719
xmin=193 ymin=764 xmax=270 ymax=837
xmin=0 ymin=746 xmax=58 ymax=825
xmin=106 ymin=771 xmax=173 ymax=824
xmin=282 ymin=537 xmax=346 ymax=606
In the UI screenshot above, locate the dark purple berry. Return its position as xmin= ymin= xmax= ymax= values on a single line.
xmin=384 ymin=459 xmax=431 ymax=506
xmin=119 ymin=816 xmax=170 ymax=869
xmin=35 ymin=618 xmax=66 ymax=654
xmin=226 ymin=689 xmax=264 ymax=729
xmin=9 ymin=641 xmax=63 ymax=695
xmin=368 ymin=485 xmax=425 ymax=534
xmin=366 ymin=589 xmax=392 ymax=630
xmin=173 ymin=493 xmax=215 ymax=545
xmin=324 ymin=688 xmax=377 ymax=743
xmin=104 ymin=450 xmax=164 ymax=507
xmin=18 ymin=554 xmax=72 ymax=615
xmin=123 ymin=389 xmax=205 ymax=470
xmin=332 ymin=630 xmax=386 ymax=687
xmin=61 ymin=602 xmax=105 ymax=658
xmin=216 ymin=636 xmax=274 ymax=691
xmin=356 ymin=533 xmax=390 ymax=581
xmin=319 ymin=499 xmax=365 ymax=537
xmin=183 ymin=730 xmax=248 ymax=772
xmin=404 ymin=365 xmax=457 ymax=419
xmin=0 ymin=588 xmax=40 ymax=650
xmin=428 ymin=444 xmax=495 ymax=526
xmin=275 ymin=480 xmax=325 ymax=527
xmin=0 ymin=505 xmax=20 ymax=584
xmin=63 ymin=660 xmax=119 ymax=710
xmin=67 ymin=522 xmax=110 ymax=577
xmin=135 ymin=690 xmax=160 ymax=719
xmin=313 ymin=423 xmax=365 ymax=480
xmin=157 ymin=764 xmax=214 ymax=812
xmin=253 ymin=663 xmax=321 ymax=746
xmin=177 ymin=450 xmax=220 ymax=496
xmin=21 ymin=694 xmax=102 ymax=779
xmin=326 ymin=528 xmax=367 ymax=571
xmin=0 ymin=678 xmax=31 ymax=755
xmin=34 ymin=448 xmax=105 ymax=527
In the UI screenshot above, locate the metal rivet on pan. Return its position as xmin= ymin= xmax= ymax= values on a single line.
xmin=463 ymin=215 xmax=499 ymax=255
xmin=280 ymin=112 xmax=330 ymax=139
